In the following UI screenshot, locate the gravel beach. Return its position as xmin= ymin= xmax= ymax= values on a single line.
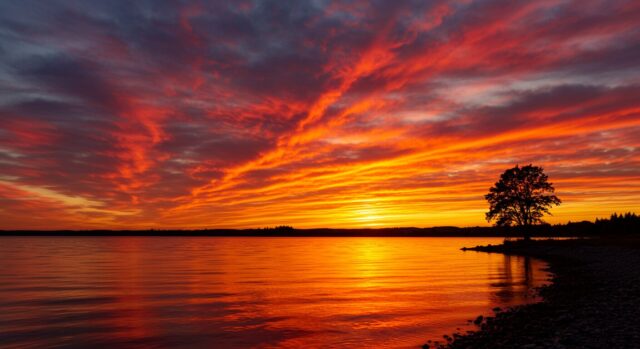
xmin=425 ymin=238 xmax=640 ymax=349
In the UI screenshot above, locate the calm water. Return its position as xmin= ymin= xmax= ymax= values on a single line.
xmin=0 ymin=237 xmax=549 ymax=348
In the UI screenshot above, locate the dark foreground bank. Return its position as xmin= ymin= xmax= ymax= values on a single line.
xmin=426 ymin=238 xmax=640 ymax=349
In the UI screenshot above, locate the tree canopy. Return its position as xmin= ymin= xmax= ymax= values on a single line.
xmin=485 ymin=164 xmax=561 ymax=230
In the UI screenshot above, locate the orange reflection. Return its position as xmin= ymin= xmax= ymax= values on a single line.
xmin=0 ymin=237 xmax=550 ymax=348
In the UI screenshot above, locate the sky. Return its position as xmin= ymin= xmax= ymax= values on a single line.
xmin=0 ymin=0 xmax=639 ymax=230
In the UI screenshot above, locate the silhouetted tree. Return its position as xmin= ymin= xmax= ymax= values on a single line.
xmin=485 ymin=164 xmax=561 ymax=240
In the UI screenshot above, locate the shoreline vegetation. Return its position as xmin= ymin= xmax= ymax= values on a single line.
xmin=426 ymin=237 xmax=640 ymax=349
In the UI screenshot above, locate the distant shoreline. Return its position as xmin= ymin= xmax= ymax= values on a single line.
xmin=428 ymin=237 xmax=640 ymax=348
xmin=4 ymin=216 xmax=635 ymax=237
xmin=0 ymin=227 xmax=584 ymax=237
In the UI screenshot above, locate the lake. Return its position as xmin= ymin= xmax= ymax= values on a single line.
xmin=0 ymin=237 xmax=549 ymax=348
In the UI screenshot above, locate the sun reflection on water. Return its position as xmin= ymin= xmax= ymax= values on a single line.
xmin=0 ymin=237 xmax=550 ymax=349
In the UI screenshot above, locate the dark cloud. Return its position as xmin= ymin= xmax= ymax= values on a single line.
xmin=408 ymin=84 xmax=640 ymax=139
xmin=16 ymin=54 xmax=123 ymax=112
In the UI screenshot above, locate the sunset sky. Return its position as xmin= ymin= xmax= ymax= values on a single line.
xmin=1 ymin=0 xmax=639 ymax=229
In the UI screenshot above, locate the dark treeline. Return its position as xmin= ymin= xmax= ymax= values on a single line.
xmin=1 ymin=213 xmax=638 ymax=237
xmin=520 ymin=212 xmax=640 ymax=237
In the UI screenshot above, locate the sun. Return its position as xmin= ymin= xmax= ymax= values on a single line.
xmin=353 ymin=207 xmax=386 ymax=226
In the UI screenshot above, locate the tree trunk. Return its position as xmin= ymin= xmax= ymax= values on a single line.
xmin=522 ymin=224 xmax=532 ymax=241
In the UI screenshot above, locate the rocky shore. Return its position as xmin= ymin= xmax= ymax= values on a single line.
xmin=425 ymin=238 xmax=640 ymax=349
